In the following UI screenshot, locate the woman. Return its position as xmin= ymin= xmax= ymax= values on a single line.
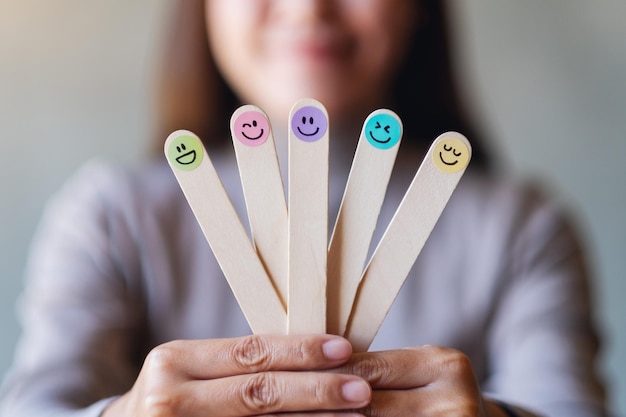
xmin=0 ymin=0 xmax=607 ymax=416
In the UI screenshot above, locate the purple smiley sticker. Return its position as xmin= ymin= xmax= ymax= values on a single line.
xmin=291 ymin=106 xmax=328 ymax=142
xmin=233 ymin=110 xmax=270 ymax=147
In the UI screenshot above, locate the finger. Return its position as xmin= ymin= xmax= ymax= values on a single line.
xmin=145 ymin=334 xmax=353 ymax=380
xmin=147 ymin=371 xmax=371 ymax=417
xmin=335 ymin=345 xmax=476 ymax=389
xmin=272 ymin=414 xmax=365 ymax=417
xmin=361 ymin=389 xmax=482 ymax=417
xmin=269 ymin=414 xmax=365 ymax=417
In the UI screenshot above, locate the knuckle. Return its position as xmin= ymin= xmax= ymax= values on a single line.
xmin=440 ymin=350 xmax=472 ymax=374
xmin=239 ymin=372 xmax=282 ymax=413
xmin=350 ymin=356 xmax=387 ymax=385
xmin=145 ymin=341 xmax=183 ymax=374
xmin=312 ymin=378 xmax=332 ymax=407
xmin=142 ymin=391 xmax=182 ymax=417
xmin=288 ymin=339 xmax=307 ymax=362
xmin=231 ymin=335 xmax=273 ymax=372
xmin=422 ymin=345 xmax=474 ymax=376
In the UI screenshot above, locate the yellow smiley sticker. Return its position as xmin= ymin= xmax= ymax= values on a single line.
xmin=432 ymin=135 xmax=470 ymax=173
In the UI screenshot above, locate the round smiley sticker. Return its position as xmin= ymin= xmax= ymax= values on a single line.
xmin=432 ymin=134 xmax=470 ymax=174
xmin=364 ymin=112 xmax=402 ymax=150
xmin=291 ymin=106 xmax=328 ymax=142
xmin=166 ymin=133 xmax=204 ymax=171
xmin=233 ymin=110 xmax=270 ymax=147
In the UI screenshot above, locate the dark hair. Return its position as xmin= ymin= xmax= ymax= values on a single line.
xmin=392 ymin=0 xmax=489 ymax=167
xmin=153 ymin=0 xmax=490 ymax=168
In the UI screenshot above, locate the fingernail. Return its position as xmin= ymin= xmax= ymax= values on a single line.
xmin=322 ymin=338 xmax=352 ymax=360
xmin=341 ymin=380 xmax=371 ymax=403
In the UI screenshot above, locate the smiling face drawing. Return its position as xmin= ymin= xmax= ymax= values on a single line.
xmin=432 ymin=136 xmax=470 ymax=173
xmin=365 ymin=113 xmax=401 ymax=150
xmin=233 ymin=110 xmax=270 ymax=146
xmin=291 ymin=106 xmax=328 ymax=142
xmin=166 ymin=134 xmax=204 ymax=171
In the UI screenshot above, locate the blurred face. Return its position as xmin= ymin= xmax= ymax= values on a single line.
xmin=206 ymin=0 xmax=418 ymax=128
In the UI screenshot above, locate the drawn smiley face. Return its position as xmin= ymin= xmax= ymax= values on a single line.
xmin=365 ymin=113 xmax=402 ymax=150
xmin=291 ymin=106 xmax=328 ymax=142
xmin=432 ymin=136 xmax=470 ymax=173
xmin=233 ymin=110 xmax=270 ymax=147
xmin=166 ymin=134 xmax=204 ymax=171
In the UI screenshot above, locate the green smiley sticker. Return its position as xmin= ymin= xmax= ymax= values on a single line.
xmin=166 ymin=134 xmax=204 ymax=171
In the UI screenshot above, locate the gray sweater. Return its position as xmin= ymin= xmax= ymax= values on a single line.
xmin=0 ymin=143 xmax=607 ymax=416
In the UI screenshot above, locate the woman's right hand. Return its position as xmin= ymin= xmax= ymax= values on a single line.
xmin=102 ymin=334 xmax=371 ymax=417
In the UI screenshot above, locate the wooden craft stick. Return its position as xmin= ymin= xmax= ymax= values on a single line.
xmin=230 ymin=105 xmax=288 ymax=307
xmin=344 ymin=132 xmax=472 ymax=351
xmin=165 ymin=130 xmax=286 ymax=334
xmin=288 ymin=98 xmax=329 ymax=334
xmin=327 ymin=109 xmax=403 ymax=336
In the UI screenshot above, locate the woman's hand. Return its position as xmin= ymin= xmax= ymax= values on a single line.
xmin=335 ymin=345 xmax=511 ymax=417
xmin=103 ymin=334 xmax=371 ymax=417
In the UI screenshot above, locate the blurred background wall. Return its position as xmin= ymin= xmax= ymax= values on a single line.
xmin=1 ymin=1 xmax=624 ymax=414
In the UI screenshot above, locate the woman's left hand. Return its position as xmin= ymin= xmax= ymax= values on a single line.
xmin=335 ymin=345 xmax=507 ymax=417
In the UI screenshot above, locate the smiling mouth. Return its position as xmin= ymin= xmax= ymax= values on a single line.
xmin=241 ymin=129 xmax=264 ymax=140
xmin=369 ymin=131 xmax=391 ymax=144
xmin=297 ymin=127 xmax=320 ymax=137
xmin=176 ymin=150 xmax=197 ymax=165
xmin=439 ymin=152 xmax=459 ymax=166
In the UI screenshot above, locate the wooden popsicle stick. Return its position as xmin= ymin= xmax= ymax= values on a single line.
xmin=288 ymin=98 xmax=329 ymax=334
xmin=164 ymin=130 xmax=286 ymax=334
xmin=327 ymin=109 xmax=403 ymax=336
xmin=344 ymin=132 xmax=472 ymax=351
xmin=230 ymin=105 xmax=288 ymax=308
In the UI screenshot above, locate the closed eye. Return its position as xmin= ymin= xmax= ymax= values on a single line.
xmin=443 ymin=144 xmax=452 ymax=151
xmin=453 ymin=149 xmax=462 ymax=157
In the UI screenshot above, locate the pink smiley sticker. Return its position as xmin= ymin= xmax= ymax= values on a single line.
xmin=233 ymin=110 xmax=270 ymax=147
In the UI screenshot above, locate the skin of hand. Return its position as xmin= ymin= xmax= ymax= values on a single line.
xmin=102 ymin=334 xmax=371 ymax=417
xmin=333 ymin=345 xmax=514 ymax=417
xmin=103 ymin=334 xmax=523 ymax=417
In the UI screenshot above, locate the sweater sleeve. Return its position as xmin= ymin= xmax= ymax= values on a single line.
xmin=0 ymin=161 xmax=145 ymax=417
xmin=480 ymin=184 xmax=608 ymax=416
